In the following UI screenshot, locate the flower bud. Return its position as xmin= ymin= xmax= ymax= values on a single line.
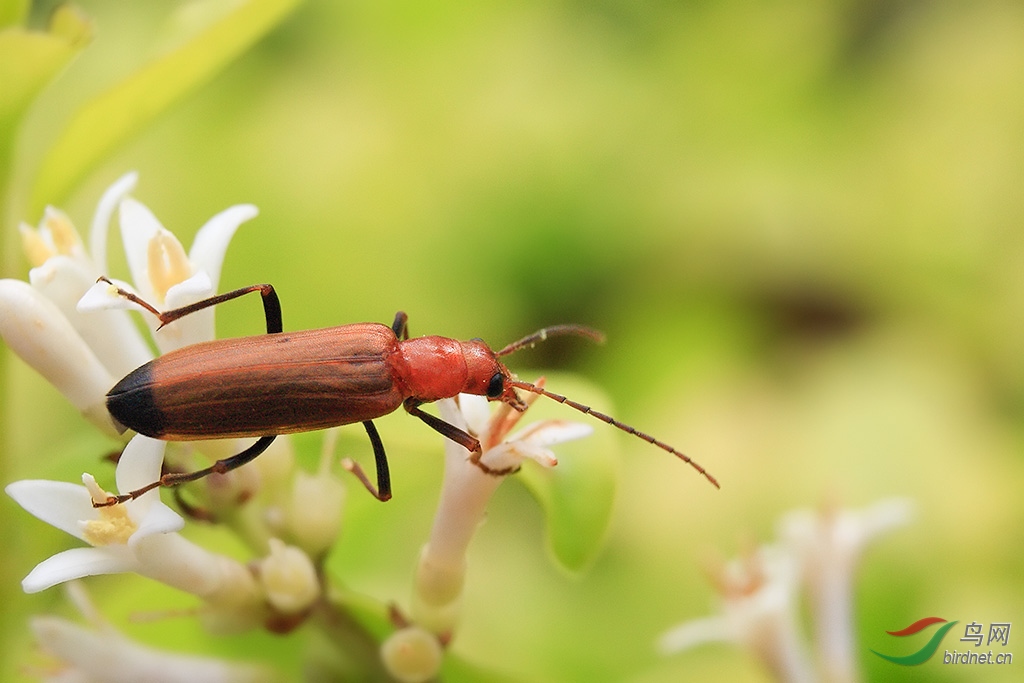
xmin=381 ymin=626 xmax=444 ymax=683
xmin=286 ymin=469 xmax=345 ymax=558
xmin=258 ymin=539 xmax=320 ymax=615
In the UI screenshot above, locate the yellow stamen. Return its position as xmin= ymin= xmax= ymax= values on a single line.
xmin=147 ymin=230 xmax=191 ymax=301
xmin=43 ymin=207 xmax=81 ymax=255
xmin=81 ymin=474 xmax=137 ymax=546
xmin=19 ymin=224 xmax=54 ymax=267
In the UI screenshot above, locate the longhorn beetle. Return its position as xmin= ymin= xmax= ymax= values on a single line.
xmin=95 ymin=277 xmax=718 ymax=506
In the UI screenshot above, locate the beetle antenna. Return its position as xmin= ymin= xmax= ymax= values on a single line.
xmin=495 ymin=324 xmax=605 ymax=358
xmin=508 ymin=379 xmax=720 ymax=489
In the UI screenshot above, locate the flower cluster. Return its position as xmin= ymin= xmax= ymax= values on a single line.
xmin=32 ymin=583 xmax=273 ymax=683
xmin=658 ymin=498 xmax=913 ymax=683
xmin=2 ymin=174 xmax=324 ymax=673
xmin=2 ymin=174 xmax=596 ymax=681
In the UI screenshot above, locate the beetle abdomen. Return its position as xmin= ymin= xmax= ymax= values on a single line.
xmin=107 ymin=324 xmax=406 ymax=440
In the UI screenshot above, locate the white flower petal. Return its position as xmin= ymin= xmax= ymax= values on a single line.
xmin=22 ymin=546 xmax=139 ymax=593
xmin=509 ymin=420 xmax=592 ymax=448
xmin=437 ymin=398 xmax=468 ymax=432
xmin=481 ymin=442 xmax=557 ymax=470
xmin=89 ymin=171 xmax=138 ymax=276
xmin=156 ymin=271 xmax=215 ymax=352
xmin=189 ymin=204 xmax=257 ymax=292
xmin=659 ymin=615 xmax=736 ymax=654
xmin=30 ymin=256 xmax=152 ymax=378
xmin=32 ymin=614 xmax=271 ymax=683
xmin=164 ymin=270 xmax=213 ymax=305
xmin=128 ymin=502 xmax=185 ymax=544
xmin=118 ymin=198 xmax=164 ymax=302
xmin=76 ymin=278 xmax=143 ymax=313
xmin=456 ymin=394 xmax=491 ymax=435
xmin=857 ymin=497 xmax=914 ymax=541
xmin=114 ymin=436 xmax=166 ymax=504
xmin=0 ymin=279 xmax=113 ymax=418
xmin=6 ymin=479 xmax=97 ymax=542
xmin=131 ymin=533 xmax=253 ymax=599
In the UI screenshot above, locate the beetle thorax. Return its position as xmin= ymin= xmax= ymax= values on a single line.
xmin=393 ymin=336 xmax=470 ymax=402
xmin=392 ymin=336 xmax=505 ymax=402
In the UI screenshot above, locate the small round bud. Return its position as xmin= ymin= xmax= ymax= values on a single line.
xmin=258 ymin=539 xmax=320 ymax=615
xmin=381 ymin=626 xmax=444 ymax=683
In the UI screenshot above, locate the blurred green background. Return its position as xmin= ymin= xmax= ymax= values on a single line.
xmin=3 ymin=1 xmax=1024 ymax=681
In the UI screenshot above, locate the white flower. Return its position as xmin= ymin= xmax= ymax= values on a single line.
xmin=77 ymin=181 xmax=256 ymax=353
xmin=0 ymin=171 xmax=256 ymax=432
xmin=0 ymin=279 xmax=117 ymax=432
xmin=6 ymin=436 xmax=257 ymax=603
xmin=411 ymin=389 xmax=591 ymax=635
xmin=660 ymin=497 xmax=914 ymax=683
xmin=32 ymin=582 xmax=273 ymax=683
xmin=659 ymin=546 xmax=815 ymax=683
xmin=778 ymin=498 xmax=914 ymax=683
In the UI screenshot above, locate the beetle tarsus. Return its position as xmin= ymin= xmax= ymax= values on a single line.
xmin=467 ymin=450 xmax=520 ymax=477
xmin=342 ymin=457 xmax=392 ymax=502
xmin=96 ymin=276 xmax=163 ymax=319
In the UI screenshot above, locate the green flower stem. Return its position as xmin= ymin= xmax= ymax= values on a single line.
xmin=312 ymin=585 xmax=392 ymax=681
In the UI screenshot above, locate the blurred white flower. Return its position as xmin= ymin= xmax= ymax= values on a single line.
xmin=660 ymin=497 xmax=914 ymax=683
xmin=778 ymin=497 xmax=914 ymax=683
xmin=32 ymin=582 xmax=274 ymax=683
xmin=659 ymin=545 xmax=815 ymax=683
xmin=411 ymin=389 xmax=591 ymax=635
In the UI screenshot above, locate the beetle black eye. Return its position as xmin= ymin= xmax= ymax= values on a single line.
xmin=486 ymin=372 xmax=504 ymax=398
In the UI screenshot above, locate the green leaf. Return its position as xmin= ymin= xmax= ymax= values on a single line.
xmin=0 ymin=0 xmax=28 ymax=29
xmin=515 ymin=374 xmax=618 ymax=574
xmin=0 ymin=6 xmax=91 ymax=135
xmin=29 ymin=0 xmax=301 ymax=213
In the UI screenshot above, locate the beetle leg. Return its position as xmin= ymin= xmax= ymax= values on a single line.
xmin=403 ymin=398 xmax=482 ymax=453
xmin=340 ymin=421 xmax=393 ymax=502
xmin=97 ymin=276 xmax=283 ymax=334
xmin=403 ymin=400 xmax=518 ymax=477
xmin=467 ymin=456 xmax=519 ymax=478
xmin=93 ymin=436 xmax=277 ymax=507
xmin=391 ymin=311 xmax=409 ymax=340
